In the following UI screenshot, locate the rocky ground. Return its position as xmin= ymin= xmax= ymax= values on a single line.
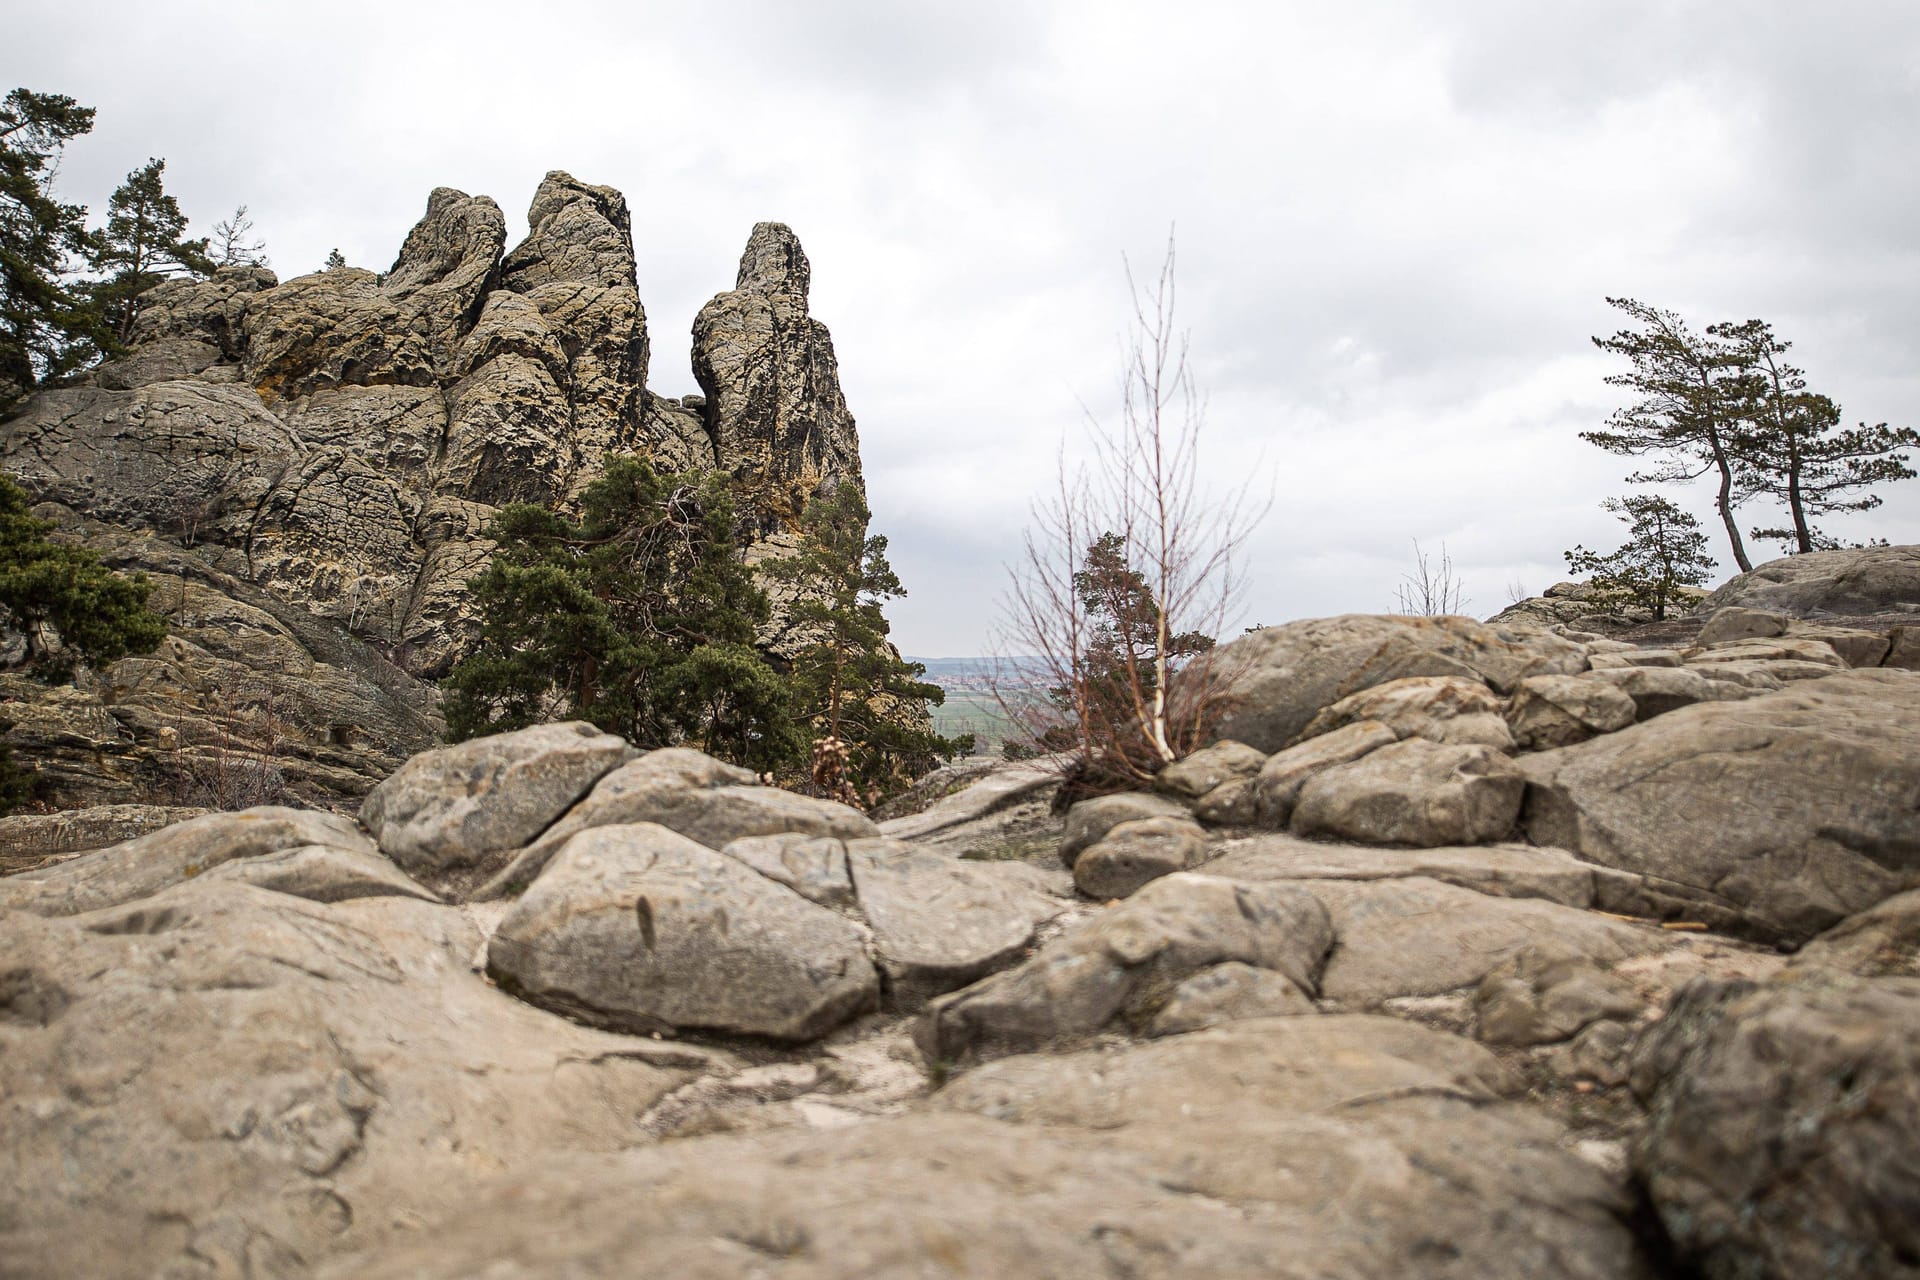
xmin=2 ymin=551 xmax=1916 ymax=1278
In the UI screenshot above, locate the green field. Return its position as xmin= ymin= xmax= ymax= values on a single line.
xmin=931 ymin=689 xmax=1012 ymax=755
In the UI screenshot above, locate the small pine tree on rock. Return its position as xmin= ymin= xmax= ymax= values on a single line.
xmin=1564 ymin=495 xmax=1716 ymax=621
xmin=84 ymin=157 xmax=214 ymax=343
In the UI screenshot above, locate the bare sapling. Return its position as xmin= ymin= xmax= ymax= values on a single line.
xmin=996 ymin=234 xmax=1265 ymax=790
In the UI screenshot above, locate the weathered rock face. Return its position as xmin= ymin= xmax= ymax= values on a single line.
xmin=1700 ymin=543 xmax=1920 ymax=617
xmin=693 ymin=222 xmax=861 ymax=524
xmin=0 ymin=180 xmax=873 ymax=809
xmin=0 ymin=881 xmax=706 ymax=1279
xmin=1631 ymin=974 xmax=1920 ymax=1279
xmin=1290 ymin=738 xmax=1528 ymax=847
xmin=1489 ymin=579 xmax=1711 ymax=633
xmin=487 ymin=822 xmax=882 ymax=1041
xmin=1521 ymin=669 xmax=1920 ymax=944
xmin=1212 ymin=613 xmax=1587 ymax=752
xmin=359 ymin=720 xmax=634 ymax=883
xmin=915 ymin=873 xmax=1334 ymax=1065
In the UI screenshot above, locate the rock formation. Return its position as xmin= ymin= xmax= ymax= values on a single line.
xmin=4 ymin=578 xmax=1916 ymax=1277
xmin=0 ymin=175 xmax=874 ymax=809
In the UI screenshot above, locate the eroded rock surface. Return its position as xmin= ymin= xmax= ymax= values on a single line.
xmin=0 ymin=882 xmax=707 ymax=1279
xmin=1213 ymin=613 xmax=1587 ymax=751
xmin=916 ymin=873 xmax=1333 ymax=1065
xmin=1631 ymin=974 xmax=1920 ymax=1279
xmin=1521 ymin=669 xmax=1920 ymax=944
xmin=5 ymin=707 xmax=1908 ymax=1278
xmin=487 ymin=822 xmax=881 ymax=1041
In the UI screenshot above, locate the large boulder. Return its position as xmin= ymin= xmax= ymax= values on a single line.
xmin=1056 ymin=790 xmax=1190 ymax=867
xmin=486 ymin=823 xmax=880 ymax=1041
xmin=359 ymin=721 xmax=633 ymax=886
xmin=1292 ymin=876 xmax=1663 ymax=1004
xmin=1294 ymin=674 xmax=1515 ymax=750
xmin=1506 ymin=673 xmax=1638 ymax=749
xmin=843 ymin=837 xmax=1064 ymax=1006
xmin=1291 ymin=738 xmax=1528 ymax=846
xmin=1521 ymin=669 xmax=1920 ymax=944
xmin=1253 ymin=718 xmax=1398 ymax=827
xmin=915 ymin=873 xmax=1333 ymax=1065
xmin=1630 ymin=974 xmax=1920 ymax=1279
xmin=1070 ymin=814 xmax=1208 ymax=899
xmin=1213 ymin=614 xmax=1586 ymax=752
xmin=1697 ymin=543 xmax=1920 ymax=617
xmin=476 ymin=748 xmax=876 ymax=899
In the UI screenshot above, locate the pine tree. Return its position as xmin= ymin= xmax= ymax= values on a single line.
xmin=323 ymin=248 xmax=346 ymax=271
xmin=85 ymin=158 xmax=213 ymax=343
xmin=762 ymin=483 xmax=958 ymax=804
xmin=1563 ymin=495 xmax=1716 ymax=621
xmin=1044 ymin=531 xmax=1214 ymax=787
xmin=1713 ymin=318 xmax=1919 ymax=554
xmin=210 ymin=204 xmax=267 ymax=268
xmin=0 ymin=88 xmax=106 ymax=406
xmin=443 ymin=456 xmax=805 ymax=773
xmin=0 ymin=476 xmax=166 ymax=677
xmin=1586 ymin=298 xmax=1756 ymax=572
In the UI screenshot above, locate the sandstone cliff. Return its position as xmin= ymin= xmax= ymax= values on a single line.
xmin=0 ymin=173 xmax=872 ymax=808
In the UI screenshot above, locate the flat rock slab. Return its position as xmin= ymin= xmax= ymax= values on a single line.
xmin=845 ymin=837 xmax=1064 ymax=1007
xmin=1631 ymin=974 xmax=1920 ymax=1280
xmin=0 ymin=882 xmax=705 ymax=1280
xmin=197 ymin=843 xmax=441 ymax=904
xmin=1286 ymin=876 xmax=1665 ymax=1003
xmin=0 ymin=804 xmax=209 ymax=876
xmin=360 ymin=721 xmax=633 ymax=880
xmin=325 ymin=1019 xmax=1648 ymax=1280
xmin=876 ymin=760 xmax=1061 ymax=843
xmin=488 ymin=823 xmax=879 ymax=1042
xmin=1203 ymin=833 xmax=1600 ymax=907
xmin=1291 ymin=738 xmax=1526 ymax=847
xmin=0 ymin=806 xmax=374 ymax=917
xmin=1522 ymin=669 xmax=1920 ymax=944
xmin=916 ymin=873 xmax=1333 ymax=1065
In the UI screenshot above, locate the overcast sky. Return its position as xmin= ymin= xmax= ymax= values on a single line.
xmin=12 ymin=1 xmax=1920 ymax=655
